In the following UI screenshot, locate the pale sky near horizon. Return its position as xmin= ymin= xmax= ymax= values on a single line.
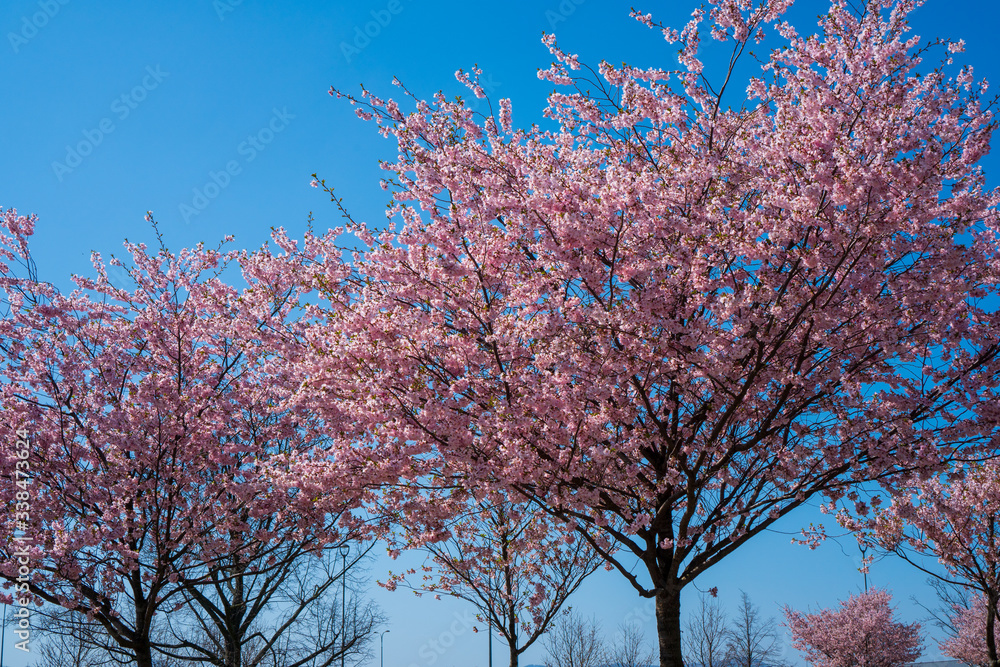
xmin=2 ymin=0 xmax=999 ymax=665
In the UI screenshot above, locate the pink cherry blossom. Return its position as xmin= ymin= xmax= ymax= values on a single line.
xmin=304 ymin=1 xmax=1000 ymax=665
xmin=381 ymin=491 xmax=602 ymax=667
xmin=940 ymin=594 xmax=1000 ymax=667
xmin=784 ymin=589 xmax=923 ymax=667
xmin=0 ymin=211 xmax=362 ymax=667
xmin=864 ymin=462 xmax=1000 ymax=667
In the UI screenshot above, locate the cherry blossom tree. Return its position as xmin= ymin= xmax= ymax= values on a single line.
xmin=302 ymin=0 xmax=1000 ymax=665
xmin=383 ymin=492 xmax=601 ymax=667
xmin=0 ymin=210 xmax=361 ymax=667
xmin=941 ymin=594 xmax=1000 ymax=667
xmin=784 ymin=589 xmax=922 ymax=667
xmin=865 ymin=462 xmax=1000 ymax=667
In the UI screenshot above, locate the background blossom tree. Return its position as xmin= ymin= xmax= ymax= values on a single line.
xmin=301 ymin=0 xmax=1000 ymax=665
xmin=784 ymin=589 xmax=923 ymax=667
xmin=941 ymin=594 xmax=1000 ymax=667
xmin=0 ymin=210 xmax=362 ymax=667
xmin=383 ymin=491 xmax=601 ymax=667
xmin=864 ymin=462 xmax=1000 ymax=667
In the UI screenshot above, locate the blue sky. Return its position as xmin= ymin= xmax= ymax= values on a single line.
xmin=2 ymin=0 xmax=999 ymax=665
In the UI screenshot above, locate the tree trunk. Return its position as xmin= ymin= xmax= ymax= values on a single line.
xmin=504 ymin=554 xmax=518 ymax=667
xmin=134 ymin=641 xmax=154 ymax=667
xmin=131 ymin=585 xmax=155 ymax=667
xmin=224 ymin=560 xmax=246 ymax=667
xmin=987 ymin=592 xmax=998 ymax=667
xmin=655 ymin=587 xmax=685 ymax=667
xmin=225 ymin=633 xmax=242 ymax=667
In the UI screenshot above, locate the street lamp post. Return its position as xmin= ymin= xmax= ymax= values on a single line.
xmin=859 ymin=542 xmax=870 ymax=592
xmin=339 ymin=544 xmax=350 ymax=667
xmin=380 ymin=629 xmax=390 ymax=667
xmin=1 ymin=602 xmax=6 ymax=667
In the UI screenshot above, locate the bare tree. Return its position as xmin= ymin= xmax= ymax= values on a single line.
xmin=29 ymin=542 xmax=384 ymax=667
xmin=914 ymin=577 xmax=973 ymax=640
xmin=726 ymin=592 xmax=788 ymax=667
xmin=684 ymin=593 xmax=732 ymax=667
xmin=261 ymin=564 xmax=386 ymax=667
xmin=155 ymin=542 xmax=385 ymax=667
xmin=608 ymin=621 xmax=656 ymax=667
xmin=32 ymin=608 xmax=117 ymax=667
xmin=30 ymin=604 xmax=175 ymax=667
xmin=543 ymin=612 xmax=607 ymax=667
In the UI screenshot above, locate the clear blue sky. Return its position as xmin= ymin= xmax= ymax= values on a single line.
xmin=2 ymin=0 xmax=999 ymax=665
